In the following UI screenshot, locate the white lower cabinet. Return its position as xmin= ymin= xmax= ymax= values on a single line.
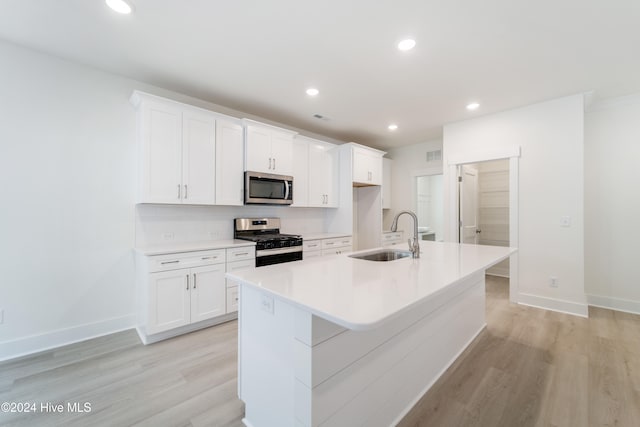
xmin=146 ymin=250 xmax=226 ymax=335
xmin=303 ymin=236 xmax=352 ymax=258
xmin=137 ymin=245 xmax=255 ymax=341
xmin=190 ymin=264 xmax=227 ymax=323
xmin=382 ymin=231 xmax=404 ymax=247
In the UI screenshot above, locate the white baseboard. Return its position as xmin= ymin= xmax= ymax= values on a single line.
xmin=136 ymin=312 xmax=238 ymax=345
xmin=0 ymin=315 xmax=136 ymax=362
xmin=518 ymin=293 xmax=588 ymax=318
xmin=587 ymin=294 xmax=640 ymax=316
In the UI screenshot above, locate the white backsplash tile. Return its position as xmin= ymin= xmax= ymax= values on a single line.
xmin=135 ymin=204 xmax=327 ymax=246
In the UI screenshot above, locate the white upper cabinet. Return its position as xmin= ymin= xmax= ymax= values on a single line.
xmin=308 ymin=139 xmax=338 ymax=207
xmin=291 ymin=138 xmax=309 ymax=207
xmin=131 ymin=91 xmax=244 ymax=206
xmin=215 ymin=120 xmax=244 ymax=206
xmin=382 ymin=157 xmax=392 ymax=209
xmin=137 ymin=98 xmax=184 ymax=203
xmin=292 ymin=135 xmax=338 ymax=208
xmin=353 ymin=146 xmax=383 ymax=186
xmin=244 ymin=120 xmax=296 ymax=175
xmin=182 ymin=109 xmax=216 ymax=205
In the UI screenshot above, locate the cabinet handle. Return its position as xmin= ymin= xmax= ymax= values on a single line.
xmin=273 ymin=158 xmax=276 ymax=170
xmin=234 ymin=252 xmax=249 ymax=257
xmin=186 ymin=274 xmax=189 ymax=290
xmin=201 ymin=256 xmax=218 ymax=260
xmin=268 ymin=158 xmax=272 ymax=170
xmin=193 ymin=273 xmax=197 ymax=289
xmin=177 ymin=184 xmax=181 ymax=199
xmin=184 ymin=184 xmax=188 ymax=199
xmin=161 ymin=260 xmax=179 ymax=265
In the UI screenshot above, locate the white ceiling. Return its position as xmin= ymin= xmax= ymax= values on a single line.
xmin=1 ymin=0 xmax=639 ymax=149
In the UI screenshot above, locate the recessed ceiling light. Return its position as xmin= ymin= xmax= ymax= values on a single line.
xmin=106 ymin=0 xmax=133 ymax=14
xmin=306 ymin=88 xmax=319 ymax=96
xmin=397 ymin=39 xmax=416 ymax=51
xmin=466 ymin=102 xmax=480 ymax=111
xmin=388 ymin=124 xmax=398 ymax=131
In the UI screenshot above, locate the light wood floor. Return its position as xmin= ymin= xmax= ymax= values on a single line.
xmin=1 ymin=276 xmax=639 ymax=426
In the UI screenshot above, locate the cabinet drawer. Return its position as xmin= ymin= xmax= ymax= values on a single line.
xmin=148 ymin=249 xmax=226 ymax=272
xmin=322 ymin=236 xmax=353 ymax=250
xmin=303 ymin=240 xmax=323 ymax=251
xmin=322 ymin=247 xmax=352 ymax=257
xmin=226 ymin=286 xmax=239 ymax=313
xmin=382 ymin=232 xmax=402 ymax=242
xmin=226 ymin=259 xmax=255 ymax=288
xmin=226 ymin=246 xmax=256 ymax=262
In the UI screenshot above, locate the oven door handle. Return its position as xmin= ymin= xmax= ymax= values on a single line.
xmin=284 ymin=179 xmax=290 ymax=201
xmin=256 ymin=246 xmax=302 ymax=257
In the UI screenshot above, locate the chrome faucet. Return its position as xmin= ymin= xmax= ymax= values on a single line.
xmin=390 ymin=210 xmax=420 ymax=259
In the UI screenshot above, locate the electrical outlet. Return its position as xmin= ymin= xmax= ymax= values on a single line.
xmin=261 ymin=294 xmax=274 ymax=315
xmin=549 ymin=276 xmax=558 ymax=288
xmin=208 ymin=231 xmax=220 ymax=239
xmin=162 ymin=232 xmax=175 ymax=241
xmin=560 ymin=216 xmax=571 ymax=227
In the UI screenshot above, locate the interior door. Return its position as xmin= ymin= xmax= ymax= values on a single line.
xmin=460 ymin=165 xmax=479 ymax=244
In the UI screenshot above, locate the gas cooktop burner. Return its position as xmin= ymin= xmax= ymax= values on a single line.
xmin=234 ymin=218 xmax=304 ymax=266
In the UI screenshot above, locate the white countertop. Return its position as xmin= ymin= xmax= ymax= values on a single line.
xmin=227 ymin=241 xmax=515 ymax=330
xmin=135 ymin=239 xmax=255 ymax=256
xmin=301 ymin=232 xmax=352 ymax=241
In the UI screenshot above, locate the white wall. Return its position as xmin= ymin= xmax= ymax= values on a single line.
xmin=584 ymin=94 xmax=640 ymax=314
xmin=0 ymin=40 xmax=340 ymax=360
xmin=443 ymin=95 xmax=586 ymax=316
xmin=384 ymin=140 xmax=443 ymax=235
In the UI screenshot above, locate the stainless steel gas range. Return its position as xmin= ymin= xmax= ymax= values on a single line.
xmin=234 ymin=218 xmax=303 ymax=267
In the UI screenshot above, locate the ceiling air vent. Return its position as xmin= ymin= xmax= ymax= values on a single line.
xmin=426 ymin=150 xmax=442 ymax=162
xmin=313 ymin=114 xmax=330 ymax=121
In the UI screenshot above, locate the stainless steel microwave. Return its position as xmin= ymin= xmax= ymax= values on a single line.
xmin=244 ymin=171 xmax=293 ymax=205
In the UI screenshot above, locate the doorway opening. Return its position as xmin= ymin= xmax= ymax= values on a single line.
xmin=415 ymin=174 xmax=443 ymax=242
xmin=458 ymin=159 xmax=510 ymax=278
xmin=447 ymin=146 xmax=520 ymax=303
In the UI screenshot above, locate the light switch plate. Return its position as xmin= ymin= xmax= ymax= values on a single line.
xmin=560 ymin=216 xmax=571 ymax=227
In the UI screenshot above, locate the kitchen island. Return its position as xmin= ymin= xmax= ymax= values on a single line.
xmin=226 ymin=241 xmax=515 ymax=427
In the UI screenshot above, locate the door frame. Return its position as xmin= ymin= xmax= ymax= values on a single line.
xmin=446 ymin=146 xmax=520 ymax=303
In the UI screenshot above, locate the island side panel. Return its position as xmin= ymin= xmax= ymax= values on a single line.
xmin=239 ymin=285 xmax=299 ymax=427
xmin=239 ymin=271 xmax=487 ymax=427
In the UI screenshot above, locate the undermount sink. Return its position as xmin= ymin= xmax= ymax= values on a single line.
xmin=349 ymin=249 xmax=413 ymax=262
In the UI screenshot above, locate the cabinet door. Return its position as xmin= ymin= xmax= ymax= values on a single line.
xmin=190 ymin=264 xmax=226 ymax=323
xmin=369 ymin=153 xmax=383 ymax=185
xmin=140 ymin=100 xmax=183 ymax=203
xmin=291 ymin=138 xmax=309 ymax=207
xmin=245 ymin=126 xmax=272 ymax=173
xmin=308 ymin=142 xmax=331 ymax=207
xmin=353 ymin=148 xmax=382 ymax=185
xmin=148 ymin=270 xmax=190 ymax=334
xmin=270 ymin=132 xmax=293 ymax=175
xmin=216 ymin=120 xmax=244 ymax=206
xmin=182 ymin=110 xmax=216 ymax=205
xmin=352 ymin=148 xmax=371 ymax=184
